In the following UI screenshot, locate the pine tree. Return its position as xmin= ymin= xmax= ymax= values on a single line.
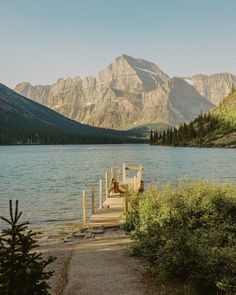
xmin=150 ymin=130 xmax=153 ymax=143
xmin=173 ymin=128 xmax=178 ymax=145
xmin=154 ymin=130 xmax=158 ymax=143
xmin=162 ymin=131 xmax=166 ymax=145
xmin=183 ymin=123 xmax=188 ymax=140
xmin=231 ymin=83 xmax=235 ymax=94
xmin=187 ymin=123 xmax=195 ymax=139
xmin=0 ymin=200 xmax=55 ymax=295
xmin=169 ymin=128 xmax=173 ymax=145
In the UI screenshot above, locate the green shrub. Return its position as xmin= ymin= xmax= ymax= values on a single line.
xmin=127 ymin=180 xmax=236 ymax=293
xmin=0 ymin=200 xmax=55 ymax=295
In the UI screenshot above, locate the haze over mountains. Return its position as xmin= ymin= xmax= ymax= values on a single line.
xmin=15 ymin=55 xmax=235 ymax=132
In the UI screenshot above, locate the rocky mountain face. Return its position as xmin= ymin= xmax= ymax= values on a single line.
xmin=184 ymin=73 xmax=236 ymax=105
xmin=15 ymin=54 xmax=230 ymax=132
xmin=0 ymin=83 xmax=135 ymax=144
xmin=142 ymin=77 xmax=213 ymax=126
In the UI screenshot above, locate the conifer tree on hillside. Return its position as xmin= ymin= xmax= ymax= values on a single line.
xmin=150 ymin=130 xmax=153 ymax=143
xmin=162 ymin=131 xmax=166 ymax=145
xmin=231 ymin=83 xmax=235 ymax=94
xmin=149 ymin=89 xmax=236 ymax=147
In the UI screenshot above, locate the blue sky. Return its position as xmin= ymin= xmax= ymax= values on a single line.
xmin=0 ymin=0 xmax=236 ymax=87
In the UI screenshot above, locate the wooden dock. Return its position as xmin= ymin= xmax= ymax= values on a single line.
xmin=82 ymin=163 xmax=144 ymax=228
xmin=89 ymin=197 xmax=124 ymax=227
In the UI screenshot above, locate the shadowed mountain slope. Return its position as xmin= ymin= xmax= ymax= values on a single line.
xmin=0 ymin=83 xmax=139 ymax=144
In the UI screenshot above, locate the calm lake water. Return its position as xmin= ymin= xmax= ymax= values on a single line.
xmin=0 ymin=144 xmax=236 ymax=226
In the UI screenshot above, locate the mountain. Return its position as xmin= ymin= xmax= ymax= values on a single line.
xmin=15 ymin=55 xmax=214 ymax=133
xmin=14 ymin=55 xmax=169 ymax=130
xmin=184 ymin=73 xmax=236 ymax=105
xmin=141 ymin=77 xmax=213 ymax=126
xmin=210 ymin=88 xmax=236 ymax=146
xmin=150 ymin=89 xmax=236 ymax=147
xmin=0 ymin=83 xmax=138 ymax=145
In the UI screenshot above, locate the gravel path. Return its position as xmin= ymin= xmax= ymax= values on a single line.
xmin=36 ymin=224 xmax=181 ymax=295
xmin=63 ymin=233 xmax=154 ymax=295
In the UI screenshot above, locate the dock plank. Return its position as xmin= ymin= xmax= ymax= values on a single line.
xmin=89 ymin=197 xmax=125 ymax=227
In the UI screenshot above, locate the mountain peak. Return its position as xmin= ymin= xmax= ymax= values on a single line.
xmin=14 ymin=54 xmax=234 ymax=134
xmin=108 ymin=54 xmax=169 ymax=91
xmin=116 ymin=54 xmax=166 ymax=72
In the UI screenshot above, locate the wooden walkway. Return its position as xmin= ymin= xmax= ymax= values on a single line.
xmin=61 ymin=163 xmax=146 ymax=295
xmin=83 ymin=163 xmax=144 ymax=228
xmin=89 ymin=196 xmax=125 ymax=227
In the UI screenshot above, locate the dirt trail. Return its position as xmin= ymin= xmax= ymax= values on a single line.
xmin=38 ymin=225 xmax=161 ymax=295
xmin=63 ymin=233 xmax=154 ymax=295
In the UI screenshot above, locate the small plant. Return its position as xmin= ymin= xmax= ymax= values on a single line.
xmin=0 ymin=200 xmax=56 ymax=295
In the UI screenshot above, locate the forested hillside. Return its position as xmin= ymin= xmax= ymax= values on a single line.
xmin=0 ymin=83 xmax=139 ymax=145
xmin=150 ymin=88 xmax=236 ymax=147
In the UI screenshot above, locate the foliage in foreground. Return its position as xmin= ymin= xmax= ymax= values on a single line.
xmin=126 ymin=180 xmax=236 ymax=293
xmin=0 ymin=200 xmax=55 ymax=295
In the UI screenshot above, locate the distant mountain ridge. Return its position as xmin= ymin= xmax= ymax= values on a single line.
xmin=15 ymin=54 xmax=234 ymax=132
xmin=0 ymin=83 xmax=137 ymax=145
xmin=184 ymin=73 xmax=236 ymax=105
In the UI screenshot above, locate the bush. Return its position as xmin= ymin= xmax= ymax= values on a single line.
xmin=127 ymin=180 xmax=236 ymax=293
xmin=0 ymin=200 xmax=55 ymax=295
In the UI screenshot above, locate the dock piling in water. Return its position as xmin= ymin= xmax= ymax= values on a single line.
xmin=122 ymin=162 xmax=126 ymax=184
xmin=99 ymin=178 xmax=102 ymax=209
xmin=83 ymin=189 xmax=86 ymax=225
xmin=105 ymin=172 xmax=108 ymax=200
xmin=91 ymin=184 xmax=95 ymax=214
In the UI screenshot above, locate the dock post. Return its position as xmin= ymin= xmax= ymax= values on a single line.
xmin=83 ymin=189 xmax=86 ymax=225
xmin=111 ymin=162 xmax=115 ymax=179
xmin=122 ymin=162 xmax=126 ymax=184
xmin=137 ymin=171 xmax=142 ymax=188
xmin=111 ymin=166 xmax=113 ymax=179
xmin=139 ymin=165 xmax=142 ymax=180
xmin=125 ymin=195 xmax=128 ymax=223
xmin=113 ymin=161 xmax=117 ymax=179
xmin=99 ymin=178 xmax=102 ymax=208
xmin=91 ymin=184 xmax=95 ymax=214
xmin=105 ymin=172 xmax=108 ymax=199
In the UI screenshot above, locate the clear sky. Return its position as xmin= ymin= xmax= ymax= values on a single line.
xmin=0 ymin=0 xmax=236 ymax=88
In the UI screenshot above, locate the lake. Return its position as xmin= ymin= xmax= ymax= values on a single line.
xmin=0 ymin=144 xmax=236 ymax=226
